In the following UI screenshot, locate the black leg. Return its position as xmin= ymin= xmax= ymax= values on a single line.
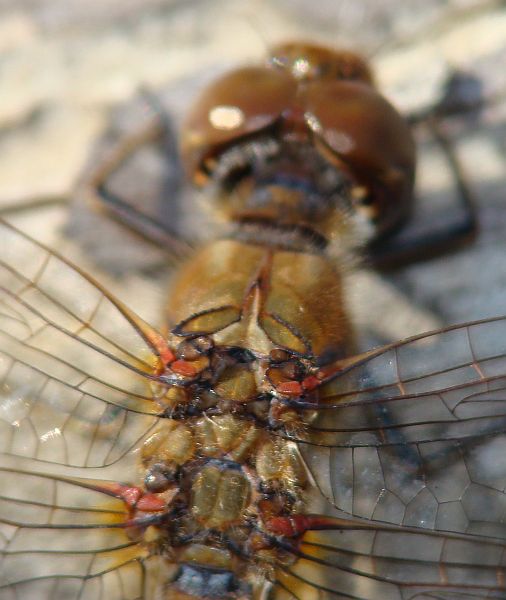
xmin=81 ymin=94 xmax=192 ymax=260
xmin=95 ymin=181 xmax=192 ymax=258
xmin=368 ymin=70 xmax=481 ymax=269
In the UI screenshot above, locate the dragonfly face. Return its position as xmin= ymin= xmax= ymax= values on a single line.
xmin=181 ymin=42 xmax=416 ymax=242
xmin=1 ymin=4 xmax=506 ymax=600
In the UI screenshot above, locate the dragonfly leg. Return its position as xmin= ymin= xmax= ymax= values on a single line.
xmin=78 ymin=93 xmax=192 ymax=259
xmin=369 ymin=70 xmax=481 ymax=269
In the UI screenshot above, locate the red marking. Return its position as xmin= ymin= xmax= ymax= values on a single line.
xmin=145 ymin=331 xmax=175 ymax=365
xmin=136 ymin=494 xmax=166 ymax=512
xmin=160 ymin=347 xmax=176 ymax=365
xmin=266 ymin=515 xmax=312 ymax=537
xmin=318 ymin=364 xmax=343 ymax=380
xmin=302 ymin=375 xmax=321 ymax=391
xmin=277 ymin=380 xmax=302 ymax=395
xmin=108 ymin=485 xmax=166 ymax=512
xmin=265 ymin=515 xmax=337 ymax=537
xmin=119 ymin=486 xmax=143 ymax=507
xmin=101 ymin=482 xmax=129 ymax=497
xmin=171 ymin=360 xmax=198 ymax=377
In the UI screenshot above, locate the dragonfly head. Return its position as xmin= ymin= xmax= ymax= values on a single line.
xmin=181 ymin=41 xmax=416 ymax=245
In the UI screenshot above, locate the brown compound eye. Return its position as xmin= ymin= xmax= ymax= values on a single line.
xmin=305 ymin=79 xmax=416 ymax=237
xmin=181 ymin=41 xmax=415 ymax=240
xmin=181 ymin=66 xmax=296 ymax=186
xmin=269 ymin=41 xmax=374 ymax=84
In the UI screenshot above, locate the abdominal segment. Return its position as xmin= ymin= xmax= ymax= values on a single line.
xmin=113 ymin=240 xmax=354 ymax=598
xmin=137 ymin=414 xmax=306 ymax=598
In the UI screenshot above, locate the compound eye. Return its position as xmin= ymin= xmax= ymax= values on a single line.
xmin=305 ymin=80 xmax=416 ymax=236
xmin=269 ymin=42 xmax=374 ymax=84
xmin=181 ymin=66 xmax=296 ymax=185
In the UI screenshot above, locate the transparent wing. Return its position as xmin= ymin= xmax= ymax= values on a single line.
xmin=0 ymin=465 xmax=146 ymax=600
xmin=277 ymin=319 xmax=506 ymax=598
xmin=0 ymin=567 xmax=144 ymax=600
xmin=296 ymin=318 xmax=506 ymax=545
xmin=0 ymin=222 xmax=173 ymax=597
xmin=310 ymin=317 xmax=506 ymax=444
xmin=0 ymin=218 xmax=170 ymax=467
xmin=272 ymin=522 xmax=506 ymax=599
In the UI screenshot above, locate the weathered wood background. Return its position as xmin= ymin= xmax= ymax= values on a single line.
xmin=1 ymin=0 xmax=505 ymax=347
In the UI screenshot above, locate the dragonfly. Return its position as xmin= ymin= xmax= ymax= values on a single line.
xmin=1 ymin=14 xmax=506 ymax=600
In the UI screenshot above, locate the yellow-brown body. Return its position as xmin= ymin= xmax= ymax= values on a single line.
xmin=137 ymin=237 xmax=354 ymax=598
xmin=167 ymin=239 xmax=353 ymax=358
xmin=130 ymin=40 xmax=414 ymax=598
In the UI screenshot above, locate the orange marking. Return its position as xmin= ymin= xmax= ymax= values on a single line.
xmin=171 ymin=360 xmax=198 ymax=377
xmin=160 ymin=348 xmax=176 ymax=365
xmin=277 ymin=380 xmax=302 ymax=395
xmin=302 ymin=375 xmax=320 ymax=391
xmin=120 ymin=486 xmax=143 ymax=507
xmin=136 ymin=494 xmax=167 ymax=512
xmin=266 ymin=514 xmax=341 ymax=536
xmin=438 ymin=562 xmax=448 ymax=585
xmin=144 ymin=330 xmax=175 ymax=365
xmin=99 ymin=482 xmax=130 ymax=497
xmin=266 ymin=515 xmax=312 ymax=537
xmin=318 ymin=364 xmax=343 ymax=379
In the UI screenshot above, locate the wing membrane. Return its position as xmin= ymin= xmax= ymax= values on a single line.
xmin=0 ymin=563 xmax=144 ymax=600
xmin=0 ymin=219 xmax=169 ymax=467
xmin=0 ymin=466 xmax=146 ymax=600
xmin=297 ymin=319 xmax=506 ymax=542
xmin=0 ymin=218 xmax=168 ymax=385
xmin=273 ymin=523 xmax=506 ymax=599
xmin=311 ymin=318 xmax=506 ymax=445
